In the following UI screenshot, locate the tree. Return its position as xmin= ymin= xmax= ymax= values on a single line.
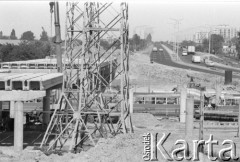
xmin=202 ymin=38 xmax=209 ymax=52
xmin=40 ymin=30 xmax=49 ymax=41
xmin=210 ymin=34 xmax=224 ymax=54
xmin=10 ymin=29 xmax=17 ymax=40
xmin=180 ymin=40 xmax=195 ymax=48
xmin=236 ymin=32 xmax=240 ymax=60
xmin=0 ymin=40 xmax=52 ymax=62
xmin=146 ymin=33 xmax=152 ymax=44
xmin=20 ymin=31 xmax=35 ymax=41
xmin=230 ymin=37 xmax=237 ymax=45
xmin=132 ymin=34 xmax=141 ymax=50
xmin=0 ymin=43 xmax=15 ymax=61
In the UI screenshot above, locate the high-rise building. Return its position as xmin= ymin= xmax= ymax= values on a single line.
xmin=212 ymin=25 xmax=237 ymax=41
xmin=193 ymin=31 xmax=209 ymax=44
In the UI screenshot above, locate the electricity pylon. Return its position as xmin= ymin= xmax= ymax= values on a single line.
xmin=40 ymin=2 xmax=133 ymax=152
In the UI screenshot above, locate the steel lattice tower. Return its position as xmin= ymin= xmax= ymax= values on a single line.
xmin=40 ymin=2 xmax=133 ymax=152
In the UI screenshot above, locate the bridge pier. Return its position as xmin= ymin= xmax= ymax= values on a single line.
xmin=43 ymin=89 xmax=51 ymax=125
xmin=180 ymin=85 xmax=187 ymax=123
xmin=14 ymin=101 xmax=23 ymax=152
xmin=185 ymin=96 xmax=194 ymax=137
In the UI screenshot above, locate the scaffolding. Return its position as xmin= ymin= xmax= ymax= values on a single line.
xmin=40 ymin=2 xmax=133 ymax=152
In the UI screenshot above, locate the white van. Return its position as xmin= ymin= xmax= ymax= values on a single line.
xmin=192 ymin=55 xmax=201 ymax=63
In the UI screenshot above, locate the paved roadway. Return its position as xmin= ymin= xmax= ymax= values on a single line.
xmin=150 ymin=44 xmax=240 ymax=78
xmin=164 ymin=43 xmax=240 ymax=72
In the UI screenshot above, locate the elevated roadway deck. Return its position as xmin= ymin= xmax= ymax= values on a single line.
xmin=0 ymin=72 xmax=63 ymax=152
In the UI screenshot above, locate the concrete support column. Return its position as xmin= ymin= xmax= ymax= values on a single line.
xmin=14 ymin=101 xmax=23 ymax=152
xmin=10 ymin=101 xmax=15 ymax=118
xmin=180 ymin=86 xmax=187 ymax=123
xmin=43 ymin=89 xmax=51 ymax=125
xmin=185 ymin=96 xmax=194 ymax=137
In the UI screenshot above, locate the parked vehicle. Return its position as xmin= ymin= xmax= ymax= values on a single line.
xmin=187 ymin=46 xmax=195 ymax=55
xmin=192 ymin=55 xmax=201 ymax=63
xmin=159 ymin=48 xmax=163 ymax=52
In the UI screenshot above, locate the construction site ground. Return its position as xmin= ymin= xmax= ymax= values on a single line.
xmin=1 ymin=46 xmax=240 ymax=161
xmin=1 ymin=115 xmax=240 ymax=162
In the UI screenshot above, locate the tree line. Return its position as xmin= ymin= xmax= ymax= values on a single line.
xmin=0 ymin=28 xmax=152 ymax=62
xmin=0 ymin=29 xmax=53 ymax=62
xmin=0 ymin=29 xmax=49 ymax=41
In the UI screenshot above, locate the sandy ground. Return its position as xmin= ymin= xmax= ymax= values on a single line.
xmin=1 ymin=45 xmax=240 ymax=161
xmin=1 ymin=114 xmax=240 ymax=162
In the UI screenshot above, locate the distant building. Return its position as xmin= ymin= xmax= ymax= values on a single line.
xmin=222 ymin=45 xmax=237 ymax=55
xmin=212 ymin=25 xmax=237 ymax=42
xmin=193 ymin=32 xmax=209 ymax=44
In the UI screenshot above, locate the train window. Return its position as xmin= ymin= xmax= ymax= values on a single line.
xmin=144 ymin=97 xmax=154 ymax=104
xmin=134 ymin=97 xmax=144 ymax=104
xmin=167 ymin=97 xmax=177 ymax=104
xmin=2 ymin=64 xmax=10 ymax=69
xmin=38 ymin=64 xmax=45 ymax=69
xmin=156 ymin=97 xmax=166 ymax=104
xmin=29 ymin=64 xmax=36 ymax=69
xmin=11 ymin=63 xmax=19 ymax=69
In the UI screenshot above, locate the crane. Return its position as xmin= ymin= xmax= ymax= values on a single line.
xmin=49 ymin=2 xmax=62 ymax=73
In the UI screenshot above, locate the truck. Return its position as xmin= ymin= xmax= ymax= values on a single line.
xmin=192 ymin=55 xmax=201 ymax=63
xmin=187 ymin=46 xmax=195 ymax=55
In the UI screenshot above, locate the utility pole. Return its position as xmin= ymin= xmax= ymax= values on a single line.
xmin=209 ymin=29 xmax=211 ymax=54
xmin=170 ymin=18 xmax=183 ymax=61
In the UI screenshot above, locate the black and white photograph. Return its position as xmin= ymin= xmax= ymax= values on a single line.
xmin=0 ymin=0 xmax=240 ymax=161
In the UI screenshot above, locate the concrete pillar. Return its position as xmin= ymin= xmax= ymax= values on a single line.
xmin=10 ymin=101 xmax=15 ymax=118
xmin=180 ymin=86 xmax=187 ymax=123
xmin=43 ymin=89 xmax=51 ymax=125
xmin=14 ymin=101 xmax=23 ymax=152
xmin=129 ymin=89 xmax=134 ymax=113
xmin=185 ymin=96 xmax=194 ymax=137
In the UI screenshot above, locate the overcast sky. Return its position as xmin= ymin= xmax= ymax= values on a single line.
xmin=1 ymin=0 xmax=240 ymax=41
